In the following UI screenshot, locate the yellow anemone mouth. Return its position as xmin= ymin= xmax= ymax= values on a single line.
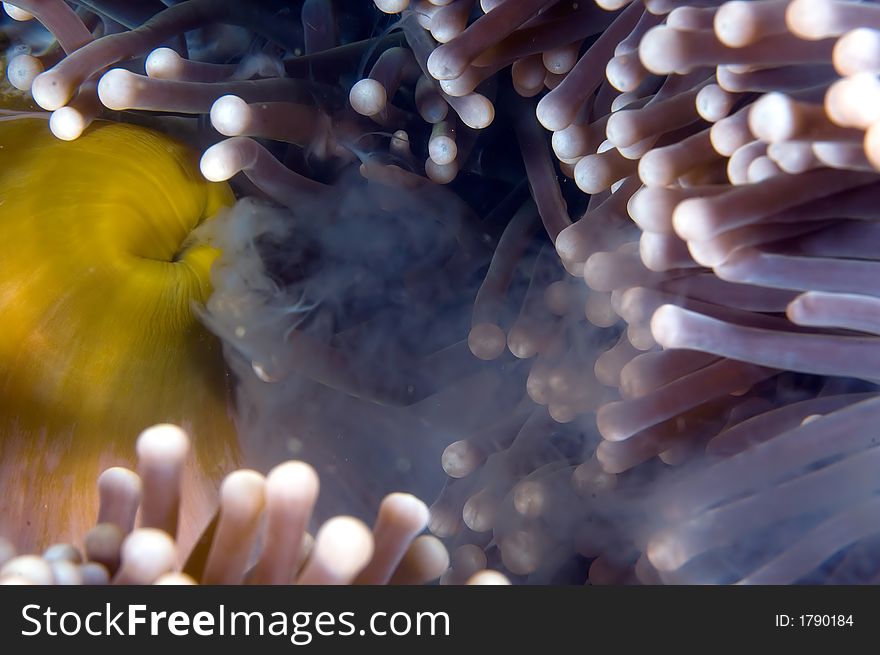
xmin=0 ymin=117 xmax=237 ymax=550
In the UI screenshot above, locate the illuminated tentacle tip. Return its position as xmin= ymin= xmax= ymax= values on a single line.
xmin=115 ymin=528 xmax=178 ymax=585
xmin=145 ymin=47 xmax=183 ymax=79
xmin=136 ymin=424 xmax=189 ymax=536
xmin=649 ymin=304 xmax=688 ymax=350
xmin=466 ymin=570 xmax=512 ymax=585
xmin=356 ymin=494 xmax=429 ymax=585
xmin=785 ymin=0 xmax=837 ymax=41
xmin=595 ymin=0 xmax=633 ymax=9
xmin=697 ymin=84 xmax=739 ymax=123
xmin=200 ymin=138 xmax=252 ymax=182
xmin=210 ymin=94 xmax=251 ymax=137
xmin=462 ymin=491 xmax=496 ymax=533
xmin=428 ymin=127 xmax=458 ymax=166
xmin=202 ymin=471 xmax=267 ymax=585
xmin=31 ymin=70 xmax=71 ymax=111
xmin=468 ymin=322 xmax=507 ymax=361
xmin=136 ymin=424 xmax=190 ymax=468
xmin=825 ymin=74 xmax=880 ymax=130
xmin=96 ymin=68 xmax=143 ymax=111
xmin=0 ymin=555 xmax=53 ymax=584
xmin=349 ymin=78 xmax=387 ymax=117
xmin=6 ymin=54 xmax=43 ymax=91
xmin=671 ymin=197 xmax=714 ymax=243
xmin=638 ymin=26 xmax=687 ymax=76
xmin=219 ymin=469 xmax=266 ymax=517
xmin=646 ymin=531 xmax=686 ymax=573
xmin=747 ymin=92 xmax=799 ymax=144
xmin=506 ymin=326 xmax=538 ymax=359
xmin=834 ymin=28 xmax=880 ymax=76
xmin=607 ymin=54 xmax=648 ymax=95
xmin=97 ymin=467 xmax=142 ymax=533
xmin=3 ymin=2 xmax=32 ymax=21
xmin=49 ymin=106 xmax=90 ymax=141
xmin=245 ymin=461 xmax=318 ymax=585
xmin=713 ymin=0 xmax=783 ymax=49
xmin=379 ymin=493 xmax=430 ymax=533
xmin=454 ymin=94 xmax=495 ymax=130
xmin=266 ymin=460 xmax=320 ymax=504
xmin=154 ymin=572 xmax=198 ymax=585
xmin=298 ymin=517 xmax=375 ymax=585
xmin=441 ymin=440 xmax=482 ymax=478
xmin=574 ymin=149 xmax=632 ymax=195
xmin=374 ymin=0 xmax=410 ymax=14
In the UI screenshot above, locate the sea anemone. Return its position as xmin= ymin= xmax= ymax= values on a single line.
xmin=3 ymin=0 xmax=880 ymax=585
xmin=0 ymin=424 xmax=457 ymax=585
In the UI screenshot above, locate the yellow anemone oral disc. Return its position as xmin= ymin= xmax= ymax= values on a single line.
xmin=0 ymin=116 xmax=237 ymax=551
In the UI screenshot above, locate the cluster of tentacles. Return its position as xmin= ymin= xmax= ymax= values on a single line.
xmin=3 ymin=0 xmax=880 ymax=584
xmin=0 ymin=424 xmax=499 ymax=586
xmin=371 ymin=0 xmax=880 ymax=585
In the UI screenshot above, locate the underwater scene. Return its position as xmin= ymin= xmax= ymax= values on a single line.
xmin=1 ymin=0 xmax=880 ymax=586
